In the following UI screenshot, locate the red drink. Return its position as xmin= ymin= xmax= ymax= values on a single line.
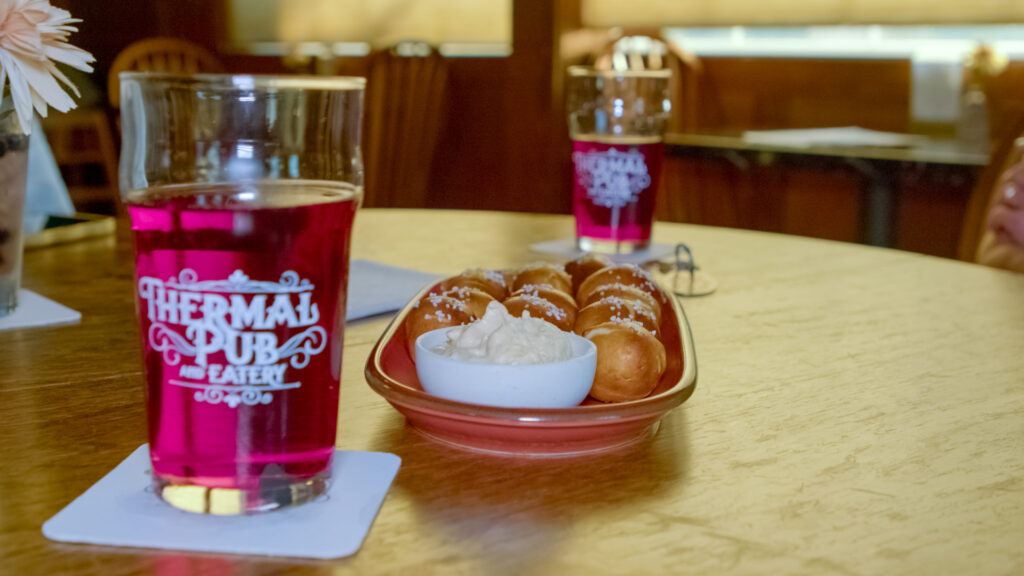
xmin=127 ymin=180 xmax=358 ymax=513
xmin=571 ymin=135 xmax=664 ymax=253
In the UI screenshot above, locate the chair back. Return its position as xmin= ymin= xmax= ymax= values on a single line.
xmin=593 ymin=34 xmax=702 ymax=132
xmin=108 ymin=37 xmax=225 ymax=108
xmin=362 ymin=41 xmax=449 ymax=208
xmin=957 ymin=116 xmax=1024 ymax=265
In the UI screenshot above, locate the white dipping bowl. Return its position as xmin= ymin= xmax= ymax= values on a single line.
xmin=414 ymin=327 xmax=598 ymax=409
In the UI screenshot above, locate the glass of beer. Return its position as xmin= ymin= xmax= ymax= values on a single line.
xmin=119 ymin=73 xmax=364 ymax=514
xmin=567 ymin=66 xmax=670 ymax=254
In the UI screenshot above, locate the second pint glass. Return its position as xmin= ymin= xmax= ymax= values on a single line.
xmin=567 ymin=67 xmax=670 ymax=254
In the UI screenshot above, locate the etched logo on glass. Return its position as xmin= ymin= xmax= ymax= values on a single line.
xmin=572 ymin=147 xmax=651 ymax=209
xmin=137 ymin=269 xmax=325 ymax=407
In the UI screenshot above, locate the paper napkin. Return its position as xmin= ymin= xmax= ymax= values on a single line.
xmin=0 ymin=290 xmax=80 ymax=332
xmin=741 ymin=126 xmax=925 ymax=149
xmin=346 ymin=259 xmax=442 ymax=321
xmin=43 ymin=445 xmax=401 ymax=559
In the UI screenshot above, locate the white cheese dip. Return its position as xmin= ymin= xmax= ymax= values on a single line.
xmin=436 ymin=301 xmax=573 ymax=364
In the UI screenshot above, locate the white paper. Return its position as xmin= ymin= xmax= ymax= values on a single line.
xmin=0 ymin=289 xmax=80 ymax=331
xmin=911 ymin=58 xmax=962 ymax=124
xmin=741 ymin=126 xmax=925 ymax=149
xmin=43 ymin=445 xmax=401 ymax=559
xmin=346 ymin=259 xmax=442 ymax=321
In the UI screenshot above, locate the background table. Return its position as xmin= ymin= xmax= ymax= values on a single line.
xmin=665 ymin=131 xmax=989 ymax=249
xmin=2 ymin=209 xmax=1022 ymax=575
xmin=666 ymin=131 xmax=990 ymax=167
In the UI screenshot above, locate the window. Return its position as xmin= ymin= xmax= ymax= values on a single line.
xmin=227 ymin=0 xmax=512 ymax=57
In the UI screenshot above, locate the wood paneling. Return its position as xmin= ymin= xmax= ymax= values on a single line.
xmin=56 ymin=1 xmax=222 ymax=83
xmin=894 ymin=164 xmax=975 ymax=257
xmin=658 ymin=146 xmax=979 ymax=257
xmin=656 ymin=151 xmax=785 ymax=232
xmin=780 ymin=167 xmax=862 ymax=242
xmin=657 ymin=151 xmax=864 ymax=244
xmin=985 ymin=61 xmax=1024 ymax=146
xmin=692 ymin=57 xmax=911 ymax=132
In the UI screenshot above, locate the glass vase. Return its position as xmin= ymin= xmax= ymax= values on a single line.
xmin=0 ymin=106 xmax=29 ymax=317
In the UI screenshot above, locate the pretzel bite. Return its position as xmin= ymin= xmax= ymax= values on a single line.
xmin=405 ymin=295 xmax=473 ymax=356
xmin=510 ymin=285 xmax=578 ymax=317
xmin=584 ymin=321 xmax=667 ymax=402
xmin=576 ymin=264 xmax=666 ymax=309
xmin=437 ymin=269 xmax=507 ymax=300
xmin=565 ymin=252 xmax=613 ymax=293
xmin=503 ymin=292 xmax=575 ymax=332
xmin=440 ymin=286 xmax=497 ymax=319
xmin=573 ymin=296 xmax=659 ymax=337
xmin=511 ymin=263 xmax=572 ymax=295
xmin=577 ymin=282 xmax=662 ymax=325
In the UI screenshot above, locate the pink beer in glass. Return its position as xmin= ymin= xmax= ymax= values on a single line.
xmin=567 ymin=67 xmax=670 ymax=253
xmin=119 ymin=73 xmax=364 ymax=514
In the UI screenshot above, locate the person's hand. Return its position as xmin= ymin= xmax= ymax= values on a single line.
xmin=987 ymin=160 xmax=1024 ymax=247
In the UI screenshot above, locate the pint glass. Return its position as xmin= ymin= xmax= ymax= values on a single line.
xmin=119 ymin=73 xmax=364 ymax=514
xmin=567 ymin=67 xmax=670 ymax=253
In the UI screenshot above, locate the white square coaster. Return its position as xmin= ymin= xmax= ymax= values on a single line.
xmin=530 ymin=238 xmax=676 ymax=266
xmin=43 ymin=445 xmax=401 ymax=559
xmin=0 ymin=289 xmax=80 ymax=331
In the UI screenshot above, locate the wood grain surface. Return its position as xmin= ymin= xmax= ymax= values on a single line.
xmin=2 ymin=209 xmax=1022 ymax=575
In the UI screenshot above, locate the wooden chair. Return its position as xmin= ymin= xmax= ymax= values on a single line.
xmin=563 ymin=31 xmax=702 ymax=133
xmin=107 ymin=37 xmax=225 ymax=109
xmin=597 ymin=34 xmax=701 ymax=132
xmin=52 ymin=37 xmax=225 ymax=214
xmin=957 ymin=116 xmax=1024 ymax=271
xmin=362 ymin=41 xmax=449 ymax=208
xmin=41 ymin=108 xmax=121 ymax=214
xmin=582 ymin=33 xmax=704 ymax=225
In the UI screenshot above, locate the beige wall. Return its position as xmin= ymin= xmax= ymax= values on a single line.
xmin=228 ymin=0 xmax=511 ymax=48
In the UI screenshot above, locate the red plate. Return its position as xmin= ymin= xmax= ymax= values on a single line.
xmin=364 ymin=282 xmax=697 ymax=456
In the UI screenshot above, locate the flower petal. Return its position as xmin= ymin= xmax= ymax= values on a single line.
xmin=45 ymin=61 xmax=80 ymax=97
xmin=1 ymin=53 xmax=36 ymax=134
xmin=31 ymin=89 xmax=48 ymax=117
xmin=42 ymin=43 xmax=93 ymax=72
xmin=11 ymin=54 xmax=76 ymax=112
xmin=0 ymin=0 xmax=94 ymax=134
xmin=0 ymin=67 xmax=6 ymax=110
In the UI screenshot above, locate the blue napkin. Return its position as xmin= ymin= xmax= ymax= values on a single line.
xmin=346 ymin=260 xmax=442 ymax=321
xmin=24 ymin=117 xmax=75 ymax=234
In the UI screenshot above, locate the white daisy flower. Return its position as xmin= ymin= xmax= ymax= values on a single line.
xmin=0 ymin=0 xmax=94 ymax=134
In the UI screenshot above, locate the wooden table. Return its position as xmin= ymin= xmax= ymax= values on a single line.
xmin=665 ymin=131 xmax=987 ymax=249
xmin=2 ymin=209 xmax=1022 ymax=575
xmin=665 ymin=132 xmax=990 ymax=167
